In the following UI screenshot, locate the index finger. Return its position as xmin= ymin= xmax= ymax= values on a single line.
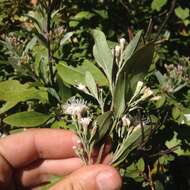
xmin=0 ymin=129 xmax=79 ymax=168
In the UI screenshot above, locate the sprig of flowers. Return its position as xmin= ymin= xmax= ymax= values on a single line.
xmin=62 ymin=97 xmax=105 ymax=165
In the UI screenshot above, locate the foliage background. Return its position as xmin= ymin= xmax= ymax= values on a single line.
xmin=0 ymin=0 xmax=190 ymax=189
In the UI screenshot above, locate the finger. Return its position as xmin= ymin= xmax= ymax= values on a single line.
xmin=49 ymin=165 xmax=122 ymax=190
xmin=15 ymin=158 xmax=83 ymax=188
xmin=0 ymin=129 xmax=79 ymax=168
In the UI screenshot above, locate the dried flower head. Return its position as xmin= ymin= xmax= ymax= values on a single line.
xmin=63 ymin=97 xmax=88 ymax=118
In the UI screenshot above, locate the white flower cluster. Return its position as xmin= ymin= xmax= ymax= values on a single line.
xmin=63 ymin=97 xmax=88 ymax=119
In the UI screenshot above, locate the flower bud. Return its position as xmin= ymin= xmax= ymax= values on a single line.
xmin=119 ymin=38 xmax=126 ymax=51
xmin=122 ymin=115 xmax=131 ymax=127
xmin=134 ymin=81 xmax=144 ymax=96
xmin=150 ymin=95 xmax=162 ymax=101
xmin=142 ymin=87 xmax=153 ymax=99
xmin=115 ymin=45 xmax=121 ymax=58
xmin=79 ymin=117 xmax=91 ymax=128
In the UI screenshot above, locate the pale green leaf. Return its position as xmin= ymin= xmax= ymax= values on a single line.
xmin=60 ymin=32 xmax=74 ymax=46
xmin=85 ymin=71 xmax=98 ymax=99
xmin=151 ymin=0 xmax=167 ymax=11
xmin=137 ymin=158 xmax=145 ymax=172
xmin=3 ymin=111 xmax=52 ymax=127
xmin=57 ymin=60 xmax=107 ymax=86
xmin=113 ymin=72 xmax=127 ymax=118
xmin=123 ymin=30 xmax=143 ymax=64
xmin=175 ymin=7 xmax=190 ymax=20
xmin=165 ymin=132 xmax=190 ymax=156
xmin=0 ymin=80 xmax=48 ymax=114
xmin=92 ymin=30 xmax=113 ymax=83
xmin=57 ymin=63 xmax=85 ymax=85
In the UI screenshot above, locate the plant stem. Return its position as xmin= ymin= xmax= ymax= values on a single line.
xmin=47 ymin=0 xmax=54 ymax=86
xmin=154 ymin=0 xmax=177 ymax=41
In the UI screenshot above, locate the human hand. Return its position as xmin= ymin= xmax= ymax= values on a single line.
xmin=0 ymin=129 xmax=122 ymax=190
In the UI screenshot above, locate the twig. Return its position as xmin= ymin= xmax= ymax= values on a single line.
xmin=47 ymin=0 xmax=54 ymax=86
xmin=154 ymin=0 xmax=177 ymax=41
xmin=148 ymin=165 xmax=155 ymax=190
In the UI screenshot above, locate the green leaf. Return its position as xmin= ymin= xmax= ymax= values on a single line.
xmin=175 ymin=7 xmax=190 ymax=20
xmin=57 ymin=63 xmax=85 ymax=86
xmin=155 ymin=71 xmax=166 ymax=85
xmin=23 ymin=37 xmax=37 ymax=55
xmin=151 ymin=0 xmax=167 ymax=11
xmin=123 ymin=30 xmax=143 ymax=64
xmin=0 ymin=101 xmax=18 ymax=114
xmin=57 ymin=76 xmax=72 ymax=103
xmin=0 ymin=80 xmax=48 ymax=114
xmin=57 ymin=60 xmax=107 ymax=86
xmin=172 ymin=106 xmax=181 ymax=120
xmin=85 ymin=71 xmax=98 ymax=99
xmin=124 ymin=162 xmax=144 ymax=182
xmin=47 ymin=88 xmax=61 ymax=102
xmin=75 ymin=60 xmax=108 ymax=86
xmin=95 ymin=111 xmax=113 ymax=143
xmin=122 ymin=43 xmax=154 ymax=99
xmin=113 ymin=124 xmax=154 ymax=166
xmin=73 ymin=11 xmax=95 ymax=20
xmin=92 ymin=30 xmax=113 ymax=84
xmin=3 ymin=111 xmax=52 ymax=127
xmin=137 ymin=158 xmax=145 ymax=172
xmin=60 ymin=32 xmax=74 ymax=46
xmin=39 ymin=58 xmax=49 ymax=84
xmin=165 ymin=132 xmax=190 ymax=156
xmin=113 ymin=72 xmax=127 ymax=118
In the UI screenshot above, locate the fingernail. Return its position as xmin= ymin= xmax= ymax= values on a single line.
xmin=96 ymin=171 xmax=121 ymax=190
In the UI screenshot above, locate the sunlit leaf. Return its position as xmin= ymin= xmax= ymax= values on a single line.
xmin=0 ymin=80 xmax=48 ymax=114
xmin=92 ymin=30 xmax=113 ymax=84
xmin=85 ymin=71 xmax=98 ymax=99
xmin=3 ymin=111 xmax=52 ymax=127
xmin=151 ymin=0 xmax=167 ymax=11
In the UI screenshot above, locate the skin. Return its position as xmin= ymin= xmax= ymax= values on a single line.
xmin=0 ymin=129 xmax=122 ymax=190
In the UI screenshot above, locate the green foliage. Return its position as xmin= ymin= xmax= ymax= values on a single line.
xmin=0 ymin=0 xmax=190 ymax=189
xmin=151 ymin=0 xmax=167 ymax=11
xmin=4 ymin=111 xmax=52 ymax=127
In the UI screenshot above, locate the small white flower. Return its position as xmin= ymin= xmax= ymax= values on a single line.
xmin=150 ymin=95 xmax=162 ymax=101
xmin=143 ymin=87 xmax=154 ymax=98
xmin=63 ymin=97 xmax=88 ymax=118
xmin=122 ymin=115 xmax=131 ymax=127
xmin=79 ymin=117 xmax=91 ymax=128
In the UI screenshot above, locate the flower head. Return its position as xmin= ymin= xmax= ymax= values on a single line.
xmin=79 ymin=117 xmax=92 ymax=128
xmin=63 ymin=97 xmax=88 ymax=118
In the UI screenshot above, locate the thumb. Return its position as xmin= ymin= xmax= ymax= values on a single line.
xmin=49 ymin=164 xmax=122 ymax=190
